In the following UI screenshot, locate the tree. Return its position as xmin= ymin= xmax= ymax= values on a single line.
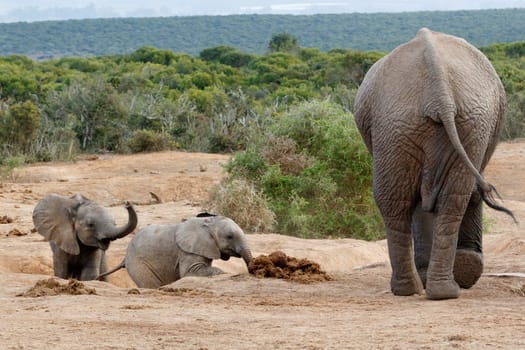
xmin=0 ymin=100 xmax=41 ymax=154
xmin=268 ymin=33 xmax=299 ymax=54
xmin=200 ymin=46 xmax=254 ymax=67
xmin=47 ymin=77 xmax=127 ymax=151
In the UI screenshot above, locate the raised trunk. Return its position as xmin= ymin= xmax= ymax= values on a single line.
xmin=103 ymin=203 xmax=138 ymax=240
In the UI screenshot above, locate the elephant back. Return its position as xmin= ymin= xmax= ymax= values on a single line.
xmin=125 ymin=224 xmax=181 ymax=287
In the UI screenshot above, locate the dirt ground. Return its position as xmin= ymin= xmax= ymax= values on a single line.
xmin=0 ymin=141 xmax=524 ymax=349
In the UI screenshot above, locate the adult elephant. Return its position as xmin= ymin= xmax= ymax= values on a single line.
xmin=353 ymin=28 xmax=515 ymax=300
xmin=33 ymin=193 xmax=138 ymax=281
xmin=97 ymin=214 xmax=253 ymax=288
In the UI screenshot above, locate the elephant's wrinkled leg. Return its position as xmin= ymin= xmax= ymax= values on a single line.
xmin=50 ymin=242 xmax=70 ymax=279
xmin=384 ymin=213 xmax=424 ymax=296
xmin=97 ymin=252 xmax=109 ymax=282
xmin=80 ymin=249 xmax=104 ymax=281
xmin=412 ymin=203 xmax=434 ymax=288
xmin=182 ymin=257 xmax=225 ymax=278
xmin=374 ymin=161 xmax=423 ymax=296
xmin=454 ymin=191 xmax=483 ymax=289
xmin=425 ymin=190 xmax=471 ymax=300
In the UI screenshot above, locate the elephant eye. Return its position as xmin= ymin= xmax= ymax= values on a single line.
xmin=227 ymin=233 xmax=234 ymax=240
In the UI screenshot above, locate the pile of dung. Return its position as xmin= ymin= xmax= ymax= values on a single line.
xmin=17 ymin=278 xmax=97 ymax=297
xmin=248 ymin=251 xmax=331 ymax=284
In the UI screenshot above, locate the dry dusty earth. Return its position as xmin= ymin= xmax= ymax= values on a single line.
xmin=0 ymin=142 xmax=524 ymax=349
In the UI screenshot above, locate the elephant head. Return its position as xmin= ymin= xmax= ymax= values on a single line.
xmin=175 ymin=216 xmax=253 ymax=267
xmin=33 ymin=193 xmax=138 ymax=255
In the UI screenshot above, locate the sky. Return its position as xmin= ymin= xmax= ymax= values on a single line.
xmin=1 ymin=0 xmax=525 ymax=23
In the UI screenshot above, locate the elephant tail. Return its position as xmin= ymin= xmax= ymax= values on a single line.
xmin=96 ymin=260 xmax=126 ymax=281
xmin=478 ymin=184 xmax=517 ymax=223
xmin=441 ymin=115 xmax=517 ymax=223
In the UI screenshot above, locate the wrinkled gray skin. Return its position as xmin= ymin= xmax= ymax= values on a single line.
xmin=32 ymin=193 xmax=138 ymax=281
xmin=354 ymin=28 xmax=514 ymax=300
xmin=98 ymin=215 xmax=253 ymax=288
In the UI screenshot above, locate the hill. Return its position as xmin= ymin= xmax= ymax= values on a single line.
xmin=1 ymin=9 xmax=525 ymax=59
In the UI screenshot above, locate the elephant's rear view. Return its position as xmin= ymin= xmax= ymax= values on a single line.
xmin=353 ymin=27 xmax=515 ymax=300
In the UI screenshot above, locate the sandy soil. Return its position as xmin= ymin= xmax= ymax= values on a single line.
xmin=0 ymin=142 xmax=524 ymax=349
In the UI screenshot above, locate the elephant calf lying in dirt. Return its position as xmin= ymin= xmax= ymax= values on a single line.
xmin=97 ymin=214 xmax=253 ymax=288
xmin=33 ymin=193 xmax=138 ymax=281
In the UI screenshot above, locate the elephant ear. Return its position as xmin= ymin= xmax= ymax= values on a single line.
xmin=32 ymin=193 xmax=84 ymax=255
xmin=175 ymin=217 xmax=221 ymax=260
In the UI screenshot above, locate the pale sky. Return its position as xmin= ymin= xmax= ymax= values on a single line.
xmin=1 ymin=0 xmax=525 ymax=22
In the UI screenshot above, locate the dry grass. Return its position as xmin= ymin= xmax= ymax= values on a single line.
xmin=204 ymin=177 xmax=275 ymax=233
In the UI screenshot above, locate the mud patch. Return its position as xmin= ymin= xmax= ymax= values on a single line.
xmin=7 ymin=228 xmax=27 ymax=237
xmin=0 ymin=215 xmax=14 ymax=224
xmin=248 ymin=251 xmax=332 ymax=283
xmin=17 ymin=278 xmax=97 ymax=297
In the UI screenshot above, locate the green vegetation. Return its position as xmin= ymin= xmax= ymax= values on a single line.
xmin=215 ymin=100 xmax=383 ymax=239
xmin=481 ymin=42 xmax=525 ymax=140
xmin=1 ymin=29 xmax=525 ymax=239
xmin=2 ymin=9 xmax=525 ymax=58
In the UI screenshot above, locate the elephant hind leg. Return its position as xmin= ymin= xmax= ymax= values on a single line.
xmin=377 ymin=195 xmax=423 ymax=296
xmin=412 ymin=203 xmax=434 ymax=288
xmin=454 ymin=190 xmax=483 ymax=288
xmin=453 ymin=249 xmax=483 ymax=289
xmin=126 ymin=258 xmax=171 ymax=289
xmin=373 ymin=161 xmax=423 ymax=296
xmin=384 ymin=212 xmax=424 ymax=296
xmin=425 ymin=189 xmax=473 ymax=300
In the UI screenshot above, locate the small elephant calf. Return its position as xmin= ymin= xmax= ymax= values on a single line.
xmin=33 ymin=193 xmax=138 ymax=281
xmin=98 ymin=214 xmax=253 ymax=288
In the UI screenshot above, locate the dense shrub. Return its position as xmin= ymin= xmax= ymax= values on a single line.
xmin=218 ymin=99 xmax=384 ymax=240
xmin=0 ymin=100 xmax=41 ymax=155
xmin=501 ymin=91 xmax=525 ymax=140
xmin=126 ymin=130 xmax=177 ymax=153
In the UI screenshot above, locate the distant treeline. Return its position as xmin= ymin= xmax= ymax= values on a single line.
xmin=1 ymin=9 xmax=525 ymax=59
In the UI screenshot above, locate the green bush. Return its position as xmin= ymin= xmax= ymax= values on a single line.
xmin=126 ymin=130 xmax=177 ymax=153
xmin=0 ymin=101 xmax=41 ymax=154
xmin=0 ymin=155 xmax=26 ymax=181
xmin=224 ymin=148 xmax=268 ymax=181
xmin=500 ymin=91 xmax=525 ymax=140
xmin=219 ymin=99 xmax=384 ymax=240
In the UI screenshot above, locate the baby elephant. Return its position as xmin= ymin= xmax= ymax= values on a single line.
xmin=98 ymin=214 xmax=253 ymax=288
xmin=33 ymin=193 xmax=138 ymax=281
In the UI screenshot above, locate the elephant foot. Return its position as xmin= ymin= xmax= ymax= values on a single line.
xmin=425 ymin=279 xmax=460 ymax=300
xmin=391 ymin=275 xmax=424 ymax=296
xmin=453 ymin=249 xmax=483 ymax=289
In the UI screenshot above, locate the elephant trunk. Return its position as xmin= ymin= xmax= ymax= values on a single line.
xmin=104 ymin=202 xmax=138 ymax=240
xmin=241 ymin=247 xmax=253 ymax=267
